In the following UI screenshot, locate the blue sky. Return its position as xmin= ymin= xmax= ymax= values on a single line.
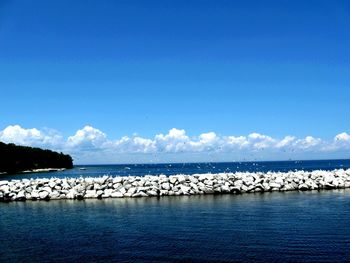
xmin=0 ymin=0 xmax=349 ymax=163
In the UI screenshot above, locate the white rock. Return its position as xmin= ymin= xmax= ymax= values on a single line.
xmin=132 ymin=192 xmax=148 ymax=197
xmin=84 ymin=178 xmax=94 ymax=184
xmin=334 ymin=178 xmax=345 ymax=188
xmin=50 ymin=191 xmax=61 ymax=199
xmin=189 ymin=177 xmax=199 ymax=183
xmin=111 ymin=192 xmax=124 ymax=198
xmin=160 ymin=190 xmax=169 ymax=196
xmin=169 ymin=176 xmax=177 ymax=184
xmin=127 ymin=187 xmax=137 ymax=195
xmin=0 ymin=185 xmax=10 ymax=193
xmin=190 ymin=183 xmax=199 ymax=192
xmin=269 ymin=183 xmax=281 ymax=189
xmin=298 ymin=184 xmax=309 ymax=191
xmin=113 ymin=177 xmax=123 ymax=184
xmin=177 ymin=175 xmax=186 ymax=184
xmin=93 ymin=183 xmax=101 ymax=190
xmin=85 ymin=190 xmax=97 ymax=198
xmin=221 ymin=184 xmax=230 ymax=192
xmin=241 ymin=185 xmax=249 ymax=192
xmin=124 ymin=192 xmax=132 ymax=197
xmin=1 ymin=169 xmax=349 ymax=202
xmin=180 ymin=185 xmax=191 ymax=194
xmin=61 ymin=181 xmax=70 ymax=190
xmin=0 ymin=180 xmax=8 ymax=186
xmin=204 ymin=180 xmax=213 ymax=186
xmin=117 ymin=187 xmax=126 ymax=194
xmin=66 ymin=190 xmax=76 ymax=199
xmin=31 ymin=191 xmax=40 ymax=199
xmin=147 ymin=190 xmax=158 ymax=196
xmin=48 ymin=181 xmax=56 ymax=189
xmin=161 ymin=182 xmax=171 ymax=190
xmin=94 ymin=177 xmax=106 ymax=185
xmin=113 ymin=183 xmax=122 ymax=189
xmin=42 ymin=187 xmax=52 ymax=193
xmin=243 ymin=177 xmax=254 ymax=186
xmin=198 ymin=174 xmax=207 ymax=182
xmin=102 ymin=189 xmax=113 ymax=197
xmin=324 ymin=175 xmax=334 ymax=184
xmin=274 ymin=177 xmax=284 ymax=185
xmin=17 ymin=190 xmax=26 ymax=199
xmin=39 ymin=191 xmax=49 ymax=199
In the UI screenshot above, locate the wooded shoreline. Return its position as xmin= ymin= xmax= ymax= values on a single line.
xmin=0 ymin=142 xmax=73 ymax=174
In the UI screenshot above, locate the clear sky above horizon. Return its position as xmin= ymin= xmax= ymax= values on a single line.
xmin=0 ymin=0 xmax=349 ymax=163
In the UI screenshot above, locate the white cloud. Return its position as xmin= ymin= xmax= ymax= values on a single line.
xmin=0 ymin=125 xmax=41 ymax=144
xmin=295 ymin=136 xmax=322 ymax=149
xmin=275 ymin=136 xmax=296 ymax=148
xmin=248 ymin=132 xmax=276 ymax=149
xmin=154 ymin=128 xmax=190 ymax=152
xmin=335 ymin=132 xmax=350 ymax=142
xmin=113 ymin=136 xmax=156 ymax=153
xmin=0 ymin=125 xmax=62 ymax=148
xmin=225 ymin=136 xmax=249 ymax=149
xmin=331 ymin=132 xmax=350 ymax=150
xmin=188 ymin=132 xmax=219 ymax=152
xmin=67 ymin=126 xmax=107 ymax=149
xmin=1 ymin=125 xmax=350 ymax=163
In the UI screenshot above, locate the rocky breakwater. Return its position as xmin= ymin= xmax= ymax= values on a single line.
xmin=1 ymin=169 xmax=350 ymax=202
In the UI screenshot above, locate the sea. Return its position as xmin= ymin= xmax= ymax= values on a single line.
xmin=1 ymin=159 xmax=350 ymax=262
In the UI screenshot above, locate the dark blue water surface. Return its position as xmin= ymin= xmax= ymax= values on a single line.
xmin=2 ymin=160 xmax=350 ymax=262
xmin=1 ymin=159 xmax=350 ymax=180
xmin=2 ymin=190 xmax=350 ymax=262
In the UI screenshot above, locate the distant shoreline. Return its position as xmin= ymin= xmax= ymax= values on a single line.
xmin=0 ymin=168 xmax=66 ymax=176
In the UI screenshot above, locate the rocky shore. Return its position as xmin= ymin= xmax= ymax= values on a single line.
xmin=1 ymin=169 xmax=350 ymax=202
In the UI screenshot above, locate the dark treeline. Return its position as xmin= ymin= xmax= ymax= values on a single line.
xmin=0 ymin=142 xmax=73 ymax=174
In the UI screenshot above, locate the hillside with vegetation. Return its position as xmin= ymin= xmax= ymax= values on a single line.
xmin=0 ymin=142 xmax=73 ymax=174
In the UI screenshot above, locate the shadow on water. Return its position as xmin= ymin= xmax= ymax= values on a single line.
xmin=2 ymin=189 xmax=350 ymax=262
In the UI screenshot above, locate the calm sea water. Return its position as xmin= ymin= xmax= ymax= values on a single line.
xmin=2 ymin=190 xmax=350 ymax=262
xmin=2 ymin=159 xmax=350 ymax=180
xmin=2 ymin=160 xmax=350 ymax=262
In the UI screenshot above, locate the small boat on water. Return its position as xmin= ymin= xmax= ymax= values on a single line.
xmin=79 ymin=167 xmax=87 ymax=170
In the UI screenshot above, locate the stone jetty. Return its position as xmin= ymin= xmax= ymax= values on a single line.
xmin=1 ymin=169 xmax=350 ymax=202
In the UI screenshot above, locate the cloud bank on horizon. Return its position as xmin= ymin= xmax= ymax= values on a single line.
xmin=0 ymin=125 xmax=349 ymax=164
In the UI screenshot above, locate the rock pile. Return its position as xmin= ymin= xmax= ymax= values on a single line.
xmin=1 ymin=169 xmax=350 ymax=202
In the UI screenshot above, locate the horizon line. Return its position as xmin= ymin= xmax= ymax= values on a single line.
xmin=73 ymin=158 xmax=350 ymax=166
